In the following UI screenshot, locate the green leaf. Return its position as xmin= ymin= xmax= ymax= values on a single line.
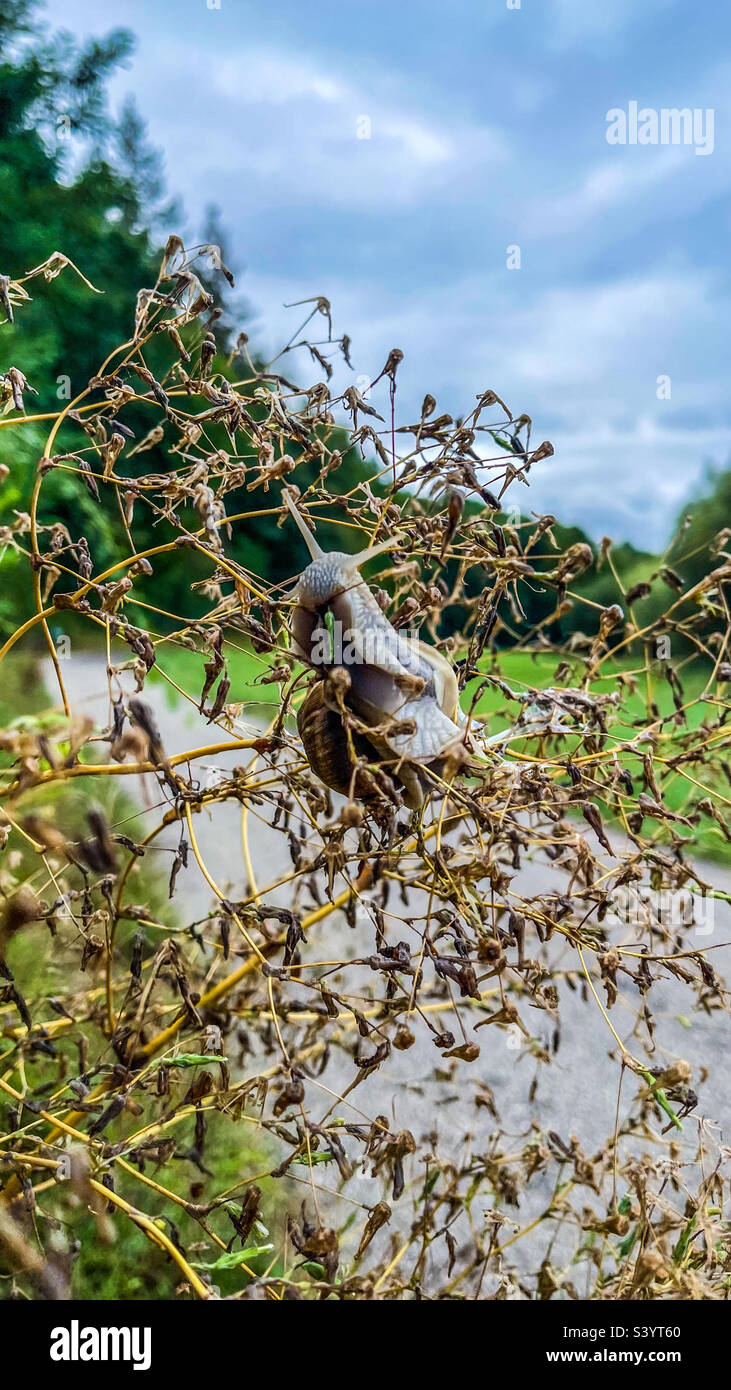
xmin=421 ymin=1169 xmax=441 ymax=1199
xmin=171 ymin=1053 xmax=227 ymax=1067
xmin=618 ymin=1225 xmax=639 ymax=1259
xmin=192 ymin=1243 xmax=273 ymax=1271
xmin=486 ymin=429 xmax=525 ymax=456
xmin=324 ymin=608 xmax=335 ymax=663
xmin=673 ymin=1216 xmax=697 ymax=1264
xmin=640 ymin=1069 xmax=683 ymax=1131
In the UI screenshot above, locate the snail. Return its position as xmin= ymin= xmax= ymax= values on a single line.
xmin=283 ymin=491 xmax=470 ymax=807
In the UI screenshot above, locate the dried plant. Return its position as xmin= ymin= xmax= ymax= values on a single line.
xmin=0 ymin=239 xmax=730 ymax=1301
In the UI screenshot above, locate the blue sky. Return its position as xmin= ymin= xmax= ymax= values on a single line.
xmin=43 ymin=0 xmax=731 ymax=547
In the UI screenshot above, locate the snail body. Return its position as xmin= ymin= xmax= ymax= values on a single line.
xmin=283 ymin=491 xmax=466 ymax=804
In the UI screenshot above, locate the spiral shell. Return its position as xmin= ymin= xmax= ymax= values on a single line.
xmin=297 ymin=681 xmax=379 ymax=799
xmin=297 ymin=680 xmax=423 ymax=807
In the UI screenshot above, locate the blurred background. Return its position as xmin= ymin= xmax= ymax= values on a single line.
xmin=3 ymin=0 xmax=730 ymax=551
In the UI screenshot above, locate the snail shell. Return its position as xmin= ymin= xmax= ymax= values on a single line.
xmin=297 ymin=680 xmax=384 ymax=800
xmin=284 ymin=491 xmax=467 ymax=801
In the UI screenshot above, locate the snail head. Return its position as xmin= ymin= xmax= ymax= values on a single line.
xmin=283 ymin=489 xmax=394 ymax=667
xmin=283 ymin=489 xmax=392 ymax=610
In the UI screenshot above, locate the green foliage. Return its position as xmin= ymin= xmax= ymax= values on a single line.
xmin=0 ymin=15 xmax=160 ymax=396
xmin=0 ymin=2 xmax=381 ymax=635
xmin=0 ymin=4 xmax=162 ymax=627
xmin=66 ymin=1110 xmax=270 ymax=1300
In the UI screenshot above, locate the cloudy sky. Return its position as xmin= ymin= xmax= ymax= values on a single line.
xmin=43 ymin=0 xmax=731 ymax=547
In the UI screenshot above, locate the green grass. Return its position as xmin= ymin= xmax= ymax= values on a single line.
xmin=465 ymin=649 xmax=728 ymax=863
xmin=146 ymin=637 xmax=729 ymax=863
xmin=148 ymin=634 xmax=282 ymax=721
xmin=68 ymin=1110 xmax=275 ymax=1300
xmin=4 ymin=637 xmax=728 ymax=865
